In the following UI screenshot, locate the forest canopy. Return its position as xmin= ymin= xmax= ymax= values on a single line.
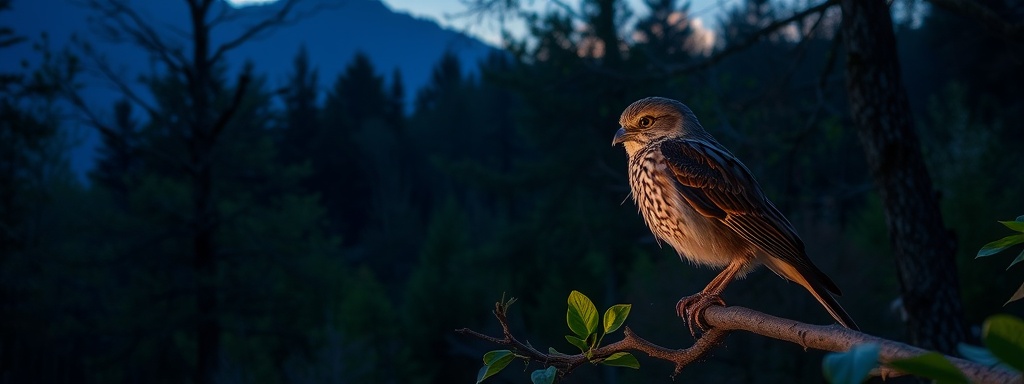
xmin=1 ymin=0 xmax=1022 ymax=382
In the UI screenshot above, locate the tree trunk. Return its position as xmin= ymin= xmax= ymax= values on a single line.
xmin=188 ymin=1 xmax=219 ymax=382
xmin=840 ymin=0 xmax=968 ymax=353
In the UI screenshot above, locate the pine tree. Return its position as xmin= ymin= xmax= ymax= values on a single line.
xmin=386 ymin=68 xmax=405 ymax=130
xmin=1 ymin=1 xmax=82 ymax=379
xmin=66 ymin=1 xmax=342 ymax=382
xmin=89 ymin=99 xmax=140 ymax=202
xmin=632 ymin=0 xmax=698 ymax=63
xmin=280 ymin=45 xmax=320 ymax=166
xmin=414 ymin=51 xmax=462 ymax=114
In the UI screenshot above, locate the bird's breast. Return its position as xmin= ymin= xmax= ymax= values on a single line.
xmin=627 ymin=148 xmax=738 ymax=268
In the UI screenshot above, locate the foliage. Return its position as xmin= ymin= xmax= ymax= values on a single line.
xmin=822 ymin=309 xmax=1024 ymax=383
xmin=821 ymin=343 xmax=879 ymax=384
xmin=0 ymin=2 xmax=81 ymax=380
xmin=3 ymin=0 xmax=1023 ymax=382
xmin=976 ymin=216 xmax=1024 ymax=304
xmin=476 ymin=291 xmax=636 ymax=383
xmin=887 ymin=352 xmax=969 ymax=384
xmin=981 ymin=314 xmax=1024 ymax=372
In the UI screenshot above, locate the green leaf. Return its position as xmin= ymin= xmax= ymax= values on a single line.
xmin=477 ymin=350 xmax=515 ymax=383
xmin=977 ymin=234 xmax=1024 ymax=258
xmin=476 ymin=366 xmax=488 ymax=383
xmin=567 ymin=290 xmax=599 ymax=338
xmin=482 ymin=350 xmax=512 ymax=365
xmin=982 ymin=314 xmax=1024 ymax=372
xmin=957 ymin=343 xmax=1005 ymax=368
xmin=1008 ymin=248 xmax=1024 ymax=270
xmin=822 ymin=343 xmax=880 ymax=384
xmin=600 ymin=352 xmax=640 ymax=369
xmin=548 ymin=347 xmax=570 ymax=357
xmin=530 ymin=366 xmax=557 ymax=384
xmin=1007 ymin=282 xmax=1024 ymax=305
xmin=565 ymin=335 xmax=588 ymax=352
xmin=603 ymin=304 xmax=631 ymax=334
xmin=888 ymin=352 xmax=968 ymax=384
xmin=1001 ymin=220 xmax=1024 ymax=232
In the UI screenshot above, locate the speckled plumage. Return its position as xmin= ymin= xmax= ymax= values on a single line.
xmin=613 ymin=97 xmax=858 ymax=330
xmin=627 ymin=144 xmax=749 ymax=270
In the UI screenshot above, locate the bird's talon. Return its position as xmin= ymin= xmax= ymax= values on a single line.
xmin=676 ymin=293 xmax=725 ymax=337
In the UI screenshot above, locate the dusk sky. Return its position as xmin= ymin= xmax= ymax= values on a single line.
xmin=385 ymin=0 xmax=732 ymax=45
xmin=230 ymin=0 xmax=734 ymax=46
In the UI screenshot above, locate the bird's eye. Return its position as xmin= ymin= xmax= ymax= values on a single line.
xmin=638 ymin=116 xmax=654 ymax=128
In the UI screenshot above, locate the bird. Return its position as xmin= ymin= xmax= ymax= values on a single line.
xmin=611 ymin=96 xmax=858 ymax=334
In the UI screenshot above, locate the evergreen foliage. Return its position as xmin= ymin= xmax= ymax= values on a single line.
xmin=1 ymin=0 xmax=1021 ymax=382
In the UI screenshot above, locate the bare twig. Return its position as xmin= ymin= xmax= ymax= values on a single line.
xmin=58 ymin=70 xmax=184 ymax=173
xmin=207 ymin=0 xmax=299 ymax=65
xmin=207 ymin=0 xmax=343 ymax=66
xmin=664 ymin=0 xmax=839 ymax=74
xmin=455 ymin=0 xmax=581 ymax=21
xmin=459 ymin=303 xmax=1021 ymax=383
xmin=585 ymin=0 xmax=840 ymax=82
xmin=209 ymin=73 xmax=251 ymax=140
xmin=76 ymin=0 xmax=189 ymax=75
xmin=81 ymin=51 xmax=161 ymax=121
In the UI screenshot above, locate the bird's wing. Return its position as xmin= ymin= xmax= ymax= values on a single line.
xmin=659 ymin=138 xmax=842 ymax=295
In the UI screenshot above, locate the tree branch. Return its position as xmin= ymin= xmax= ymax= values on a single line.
xmin=76 ymin=0 xmax=189 ymax=75
xmin=207 ymin=0 xmax=296 ymax=65
xmin=459 ymin=303 xmax=1021 ymax=383
xmin=663 ymin=0 xmax=840 ymax=75
xmin=457 ymin=300 xmax=729 ymax=379
xmin=706 ymin=306 xmax=1019 ymax=383
xmin=54 ymin=60 xmax=184 ymax=174
xmin=207 ymin=0 xmax=342 ymax=66
xmin=582 ymin=0 xmax=840 ymax=82
xmin=209 ymin=72 xmax=251 ymax=140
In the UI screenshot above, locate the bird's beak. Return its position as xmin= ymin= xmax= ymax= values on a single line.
xmin=611 ymin=127 xmax=629 ymax=146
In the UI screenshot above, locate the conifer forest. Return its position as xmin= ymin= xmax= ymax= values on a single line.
xmin=2 ymin=0 xmax=1023 ymax=382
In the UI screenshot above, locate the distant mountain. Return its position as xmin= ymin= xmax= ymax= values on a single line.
xmin=0 ymin=0 xmax=496 ymax=177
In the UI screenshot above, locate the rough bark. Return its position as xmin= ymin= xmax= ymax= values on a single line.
xmin=840 ymin=0 xmax=968 ymax=353
xmin=461 ymin=304 xmax=1021 ymax=384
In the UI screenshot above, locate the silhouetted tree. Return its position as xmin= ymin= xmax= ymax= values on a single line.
xmin=71 ymin=1 xmax=323 ymax=382
xmin=387 ymin=68 xmax=405 ymax=129
xmin=89 ymin=99 xmax=141 ymax=202
xmin=841 ymin=0 xmax=967 ymax=353
xmin=631 ymin=0 xmax=698 ymax=65
xmin=0 ymin=1 xmax=82 ymax=380
xmin=415 ymin=51 xmax=463 ymax=114
xmin=314 ymin=52 xmax=381 ymax=243
xmin=280 ymin=45 xmax=321 ymax=165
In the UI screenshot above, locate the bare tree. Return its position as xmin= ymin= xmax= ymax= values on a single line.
xmin=66 ymin=1 xmax=331 ymax=382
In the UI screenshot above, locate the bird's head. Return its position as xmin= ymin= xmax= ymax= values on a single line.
xmin=612 ymin=97 xmax=705 ymax=155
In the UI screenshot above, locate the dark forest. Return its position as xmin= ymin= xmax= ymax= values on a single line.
xmin=2 ymin=0 xmax=1023 ymax=382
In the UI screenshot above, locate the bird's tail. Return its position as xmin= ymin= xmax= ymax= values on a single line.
xmin=762 ymin=258 xmax=859 ymax=330
xmin=804 ymin=278 xmax=859 ymax=330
